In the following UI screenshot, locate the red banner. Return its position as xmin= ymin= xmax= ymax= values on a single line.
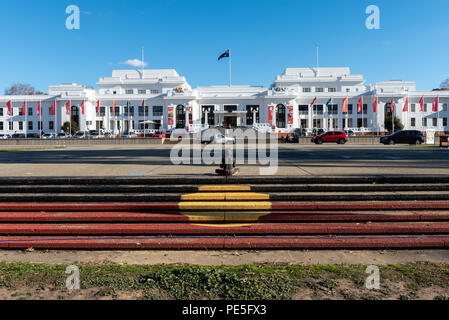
xmin=372 ymin=97 xmax=378 ymax=113
xmin=432 ymin=97 xmax=439 ymax=112
xmin=22 ymin=101 xmax=27 ymax=116
xmin=342 ymin=98 xmax=348 ymax=113
xmin=420 ymin=97 xmax=424 ymax=112
xmin=6 ymin=101 xmax=11 ymax=116
xmin=37 ymin=101 xmax=41 ymax=116
xmin=403 ymin=98 xmax=409 ymax=112
xmin=96 ymin=101 xmax=100 ymax=114
xmin=268 ymin=106 xmax=274 ymax=124
xmin=81 ymin=100 xmax=85 ymax=115
xmin=66 ymin=101 xmax=71 ymax=115
xmin=51 ymin=101 xmax=56 ymax=115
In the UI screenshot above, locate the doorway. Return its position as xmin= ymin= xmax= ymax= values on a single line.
xmin=224 ymin=116 xmax=237 ymax=128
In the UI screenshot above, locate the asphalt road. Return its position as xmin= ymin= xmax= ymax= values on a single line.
xmin=0 ymin=144 xmax=447 ymax=176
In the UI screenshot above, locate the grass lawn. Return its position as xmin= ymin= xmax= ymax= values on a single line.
xmin=0 ymin=262 xmax=447 ymax=300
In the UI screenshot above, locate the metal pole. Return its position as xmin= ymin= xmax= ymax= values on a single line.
xmin=229 ymin=48 xmax=232 ymax=87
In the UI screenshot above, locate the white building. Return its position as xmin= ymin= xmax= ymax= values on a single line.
xmin=0 ymin=67 xmax=448 ymax=135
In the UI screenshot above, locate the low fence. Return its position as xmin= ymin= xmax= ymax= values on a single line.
xmin=0 ymin=138 xmax=165 ymax=146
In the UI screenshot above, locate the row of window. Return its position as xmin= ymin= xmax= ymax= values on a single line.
xmin=96 ymin=106 xmax=163 ymax=117
xmin=124 ymin=89 xmax=159 ymax=95
xmin=410 ymin=117 xmax=449 ymax=127
xmin=0 ymin=121 xmax=53 ymax=131
xmin=302 ymin=87 xmax=362 ymax=93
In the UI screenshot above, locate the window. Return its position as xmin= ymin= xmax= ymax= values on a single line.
xmin=422 ymin=118 xmax=427 ymax=127
xmin=38 ymin=121 xmax=42 ymax=130
xmin=49 ymin=121 xmax=54 ymax=130
xmin=343 ymin=104 xmax=353 ymax=115
xmin=246 ymin=105 xmax=259 ymax=126
xmin=357 ymin=118 xmax=368 ymax=128
xmin=276 ymin=104 xmax=286 ymax=128
xmin=9 ymin=122 xmax=13 ymax=130
xmin=303 ymin=88 xmax=311 ymax=93
xmin=328 ymin=88 xmax=336 ymax=93
xmin=19 ymin=122 xmax=23 ymax=130
xmin=328 ymin=104 xmax=338 ymax=115
xmin=0 ymin=122 xmax=3 ymax=131
xmin=0 ymin=108 xmax=3 ymax=116
xmin=138 ymin=89 xmax=146 ymax=94
xmin=28 ymin=121 xmax=33 ymax=130
xmin=126 ymin=89 xmax=134 ymax=94
xmin=202 ymin=106 xmax=215 ymax=125
xmin=315 ymin=88 xmax=324 ymax=93
xmin=224 ymin=105 xmax=237 ymax=112
xmin=411 ymin=104 xmax=416 ymax=113
xmin=298 ymin=105 xmax=309 ymax=115
xmin=176 ymin=105 xmax=186 ymax=129
xmin=313 ymin=105 xmax=324 ymax=115
xmin=111 ymin=106 xmax=120 ymax=115
xmin=411 ymin=118 xmax=416 ymax=127
xmin=138 ymin=106 xmax=149 ymax=117
xmin=444 ymin=118 xmax=448 ymax=127
xmin=150 ymin=89 xmax=159 ymax=94
xmin=423 ymin=104 xmax=427 ymax=112
xmin=124 ymin=105 xmax=134 ymax=116
xmin=153 ymin=106 xmax=163 ymax=117
xmin=19 ymin=108 xmax=24 ymax=116
xmin=346 ymin=88 xmax=350 ymax=93
xmin=443 ymin=104 xmax=448 ymax=112
xmin=28 ymin=108 xmax=33 ymax=116
xmin=433 ymin=118 xmax=438 ymax=127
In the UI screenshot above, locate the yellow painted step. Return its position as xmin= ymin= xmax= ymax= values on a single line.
xmin=179 ymin=201 xmax=272 ymax=211
xmin=198 ymin=185 xmax=251 ymax=192
xmin=181 ymin=192 xmax=269 ymax=201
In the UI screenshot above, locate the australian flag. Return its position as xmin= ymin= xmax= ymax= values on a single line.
xmin=218 ymin=49 xmax=230 ymax=61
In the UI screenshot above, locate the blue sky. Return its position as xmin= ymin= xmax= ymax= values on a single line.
xmin=0 ymin=0 xmax=448 ymax=93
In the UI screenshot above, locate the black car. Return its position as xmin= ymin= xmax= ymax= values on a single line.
xmin=11 ymin=133 xmax=26 ymax=139
xmin=380 ymin=130 xmax=424 ymax=145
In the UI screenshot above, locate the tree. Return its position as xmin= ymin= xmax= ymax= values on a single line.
xmin=440 ymin=78 xmax=449 ymax=90
xmin=384 ymin=115 xmax=404 ymax=133
xmin=61 ymin=121 xmax=79 ymax=135
xmin=5 ymin=83 xmax=36 ymax=95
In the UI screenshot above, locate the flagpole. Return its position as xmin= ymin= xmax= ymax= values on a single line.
xmin=25 ymin=102 xmax=27 ymax=138
xmin=229 ymin=48 xmax=232 ymax=87
xmin=39 ymin=100 xmax=42 ymax=138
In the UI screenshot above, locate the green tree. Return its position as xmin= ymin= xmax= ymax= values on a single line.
xmin=61 ymin=121 xmax=79 ymax=135
xmin=384 ymin=115 xmax=404 ymax=133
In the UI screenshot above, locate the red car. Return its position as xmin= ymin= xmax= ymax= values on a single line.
xmin=153 ymin=131 xmax=166 ymax=138
xmin=311 ymin=131 xmax=348 ymax=144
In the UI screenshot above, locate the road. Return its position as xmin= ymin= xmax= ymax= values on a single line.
xmin=0 ymin=144 xmax=447 ymax=176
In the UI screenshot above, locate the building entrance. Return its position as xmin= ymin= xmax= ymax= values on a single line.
xmin=224 ymin=116 xmax=237 ymax=128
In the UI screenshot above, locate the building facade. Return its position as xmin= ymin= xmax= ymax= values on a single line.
xmin=0 ymin=67 xmax=448 ymax=135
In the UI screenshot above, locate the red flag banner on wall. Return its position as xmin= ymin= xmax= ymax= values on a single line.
xmin=6 ymin=101 xmax=11 ymax=116
xmin=22 ymin=101 xmax=27 ymax=116
xmin=268 ymin=106 xmax=274 ymax=124
xmin=111 ymin=100 xmax=116 ymax=115
xmin=287 ymin=106 xmax=294 ymax=124
xmin=432 ymin=97 xmax=439 ymax=112
xmin=96 ymin=100 xmax=100 ymax=114
xmin=372 ymin=97 xmax=378 ymax=113
xmin=51 ymin=101 xmax=56 ymax=115
xmin=310 ymin=98 xmax=317 ymax=106
xmin=65 ymin=101 xmax=71 ymax=115
xmin=419 ymin=96 xmax=424 ymax=112
xmin=81 ymin=101 xmax=85 ymax=115
xmin=342 ymin=97 xmax=348 ymax=113
xmin=357 ymin=97 xmax=363 ymax=113
xmin=403 ymin=98 xmax=409 ymax=112
xmin=390 ymin=98 xmax=395 ymax=113
xmin=37 ymin=101 xmax=41 ymax=116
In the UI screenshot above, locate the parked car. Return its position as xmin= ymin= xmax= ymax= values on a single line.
xmin=72 ymin=131 xmax=88 ymax=138
xmin=56 ymin=132 xmax=71 ymax=139
xmin=41 ymin=133 xmax=54 ymax=139
xmin=88 ymin=130 xmax=104 ymax=139
xmin=312 ymin=128 xmax=325 ymax=136
xmin=281 ymin=135 xmax=299 ymax=143
xmin=104 ymin=132 xmax=115 ymax=139
xmin=0 ymin=134 xmax=11 ymax=139
xmin=294 ymin=128 xmax=307 ymax=137
xmin=206 ymin=134 xmax=235 ymax=144
xmin=312 ymin=131 xmax=349 ymax=145
xmin=11 ymin=133 xmax=26 ymax=139
xmin=153 ymin=131 xmax=166 ymax=138
xmin=344 ymin=130 xmax=356 ymax=137
xmin=121 ymin=131 xmax=137 ymax=138
xmin=27 ymin=133 xmax=40 ymax=139
xmin=380 ymin=130 xmax=424 ymax=145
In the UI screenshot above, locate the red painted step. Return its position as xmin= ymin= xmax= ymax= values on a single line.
xmin=0 ymin=235 xmax=447 ymax=250
xmin=0 ymin=222 xmax=449 ymax=235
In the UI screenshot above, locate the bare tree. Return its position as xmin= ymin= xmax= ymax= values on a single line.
xmin=441 ymin=78 xmax=449 ymax=90
xmin=4 ymin=83 xmax=36 ymax=95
